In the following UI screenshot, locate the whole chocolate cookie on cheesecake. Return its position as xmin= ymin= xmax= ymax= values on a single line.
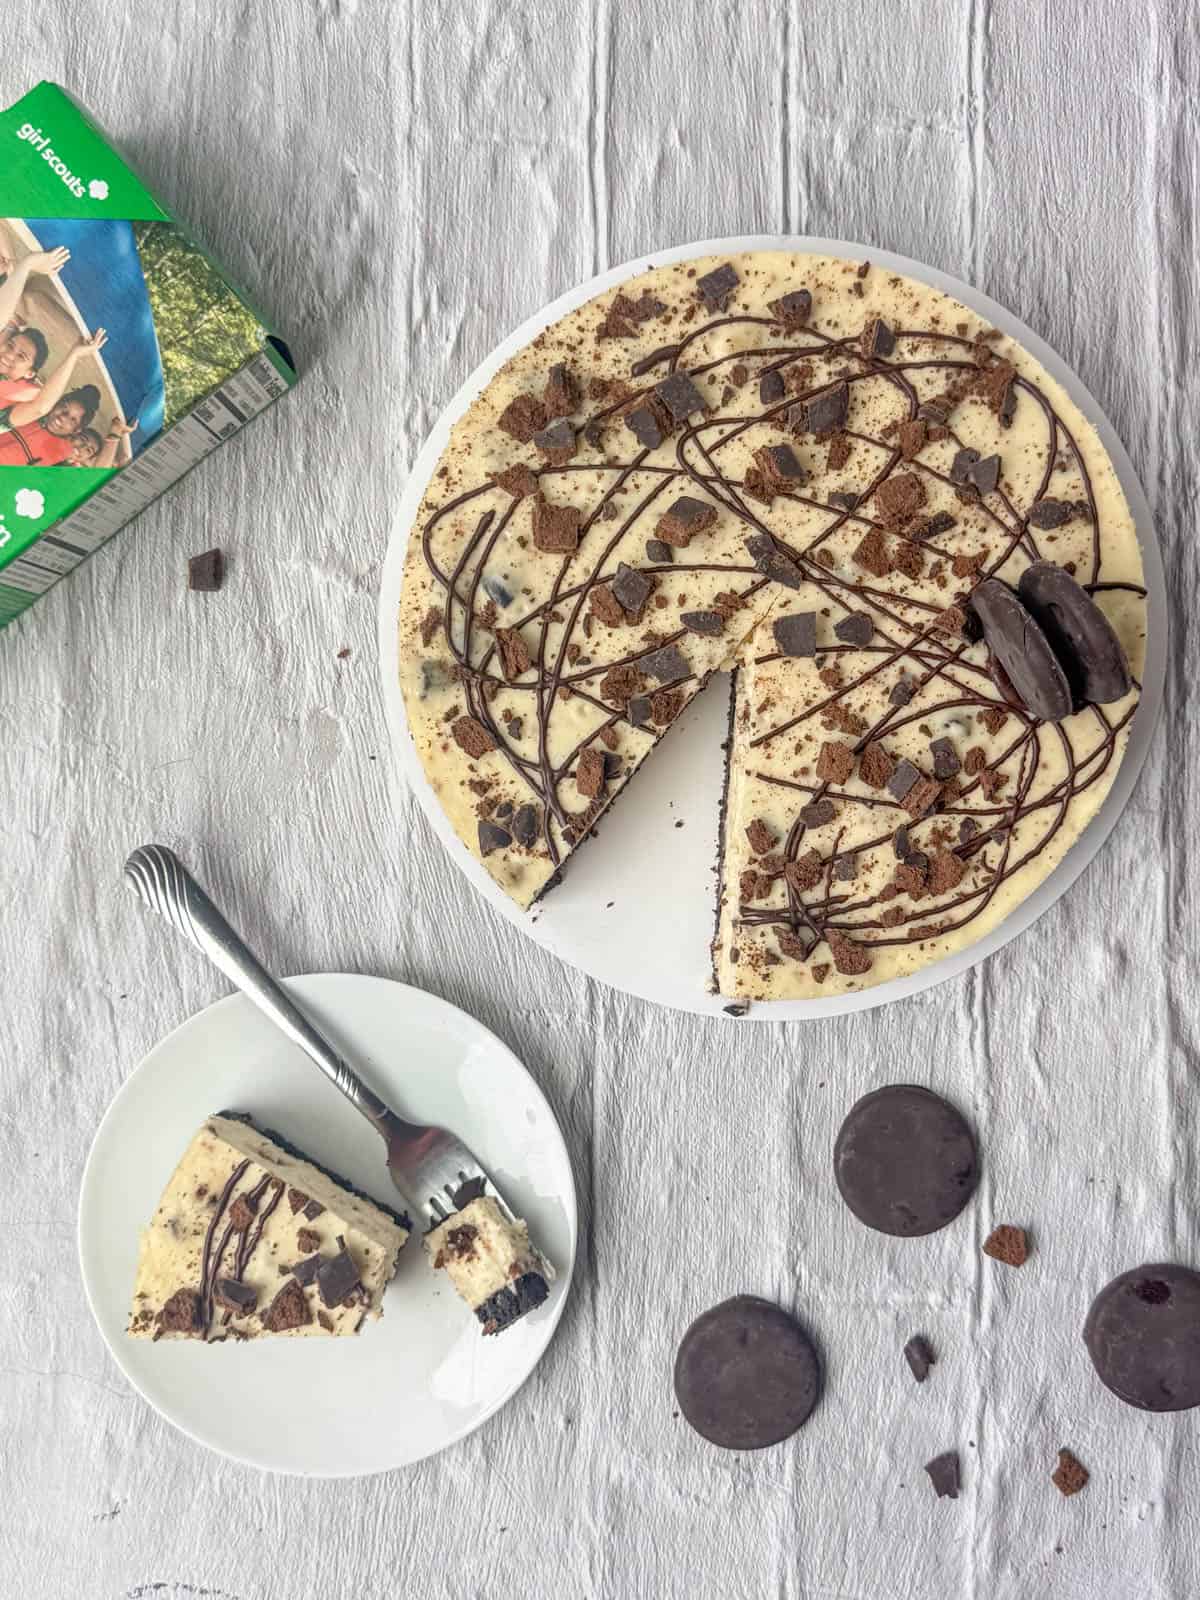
xmin=834 ymin=1084 xmax=979 ymax=1237
xmin=397 ymin=251 xmax=1148 ymax=1001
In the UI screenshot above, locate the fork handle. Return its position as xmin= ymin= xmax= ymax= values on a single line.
xmin=124 ymin=844 xmax=397 ymax=1133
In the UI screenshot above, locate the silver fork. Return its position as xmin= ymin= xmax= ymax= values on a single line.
xmin=123 ymin=843 xmax=507 ymax=1232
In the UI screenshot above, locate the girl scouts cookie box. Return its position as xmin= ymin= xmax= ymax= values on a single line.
xmin=0 ymin=81 xmax=297 ymax=629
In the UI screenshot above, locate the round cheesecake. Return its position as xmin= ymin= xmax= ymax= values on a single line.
xmin=397 ymin=250 xmax=1147 ymax=1001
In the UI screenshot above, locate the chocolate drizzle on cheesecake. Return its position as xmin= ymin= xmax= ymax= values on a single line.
xmin=415 ymin=266 xmax=1145 ymax=974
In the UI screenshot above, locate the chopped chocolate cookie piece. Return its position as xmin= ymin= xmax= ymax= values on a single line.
xmin=853 ymin=529 xmax=892 ymax=578
xmin=966 ymin=453 xmax=1001 ymax=496
xmin=287 ymin=1188 xmax=310 ymax=1215
xmin=898 ymin=419 xmax=928 ymax=459
xmin=494 ymin=626 xmax=531 ymax=679
xmin=745 ymin=533 xmax=804 ymax=589
xmin=188 ymin=548 xmax=224 ymax=591
xmin=673 ymin=1294 xmax=822 ymax=1450
xmin=576 ymin=747 xmax=606 ymax=798
xmin=834 ymin=1084 xmax=978 ymax=1236
xmin=970 ymin=578 xmax=1073 ymax=721
xmin=759 ymin=368 xmax=786 ymax=404
xmin=291 ymin=1253 xmax=323 ymax=1288
xmin=834 ymin=854 xmax=857 ymax=881
xmin=826 ymin=928 xmax=872 ymax=975
xmin=512 ymin=804 xmax=542 ymax=848
xmin=800 ymin=799 xmax=837 ymax=829
xmin=641 ymin=644 xmax=690 ymax=683
xmin=1017 ymin=562 xmax=1132 ymax=705
xmin=816 ymin=741 xmax=854 ymax=784
xmin=887 ymin=759 xmax=922 ymax=802
xmin=589 ymin=584 xmax=626 ymax=627
xmin=784 ymin=849 xmax=823 ymax=892
xmin=611 ymin=562 xmax=653 ymax=615
xmin=497 ymin=393 xmax=548 ymax=443
xmin=626 ymin=405 xmax=664 ymax=450
xmin=452 ymin=716 xmax=496 ymax=760
xmin=214 ymin=1277 xmax=258 ymax=1315
xmin=929 ymin=737 xmax=961 ymax=779
xmin=800 ymin=381 xmax=849 ymax=435
xmin=928 ymin=849 xmax=966 ymax=895
xmin=296 ymin=1227 xmax=321 ymax=1255
xmin=925 ymin=1451 xmax=960 ymax=1500
xmin=263 ymin=1279 xmax=312 ymax=1332
xmin=834 ymin=613 xmax=873 ymax=648
xmin=478 ymin=819 xmax=513 ymax=856
xmin=860 ymin=317 xmax=896 ymax=359
xmin=745 ymin=818 xmax=776 ymax=855
xmin=229 ymin=1195 xmax=256 ymax=1231
xmin=532 ymin=416 xmax=577 ymax=464
xmin=904 ymin=1335 xmax=935 ymax=1384
xmin=696 ymin=262 xmax=740 ymax=310
xmin=645 ymin=537 xmax=674 ymax=565
xmin=158 ymin=1288 xmax=201 ymax=1334
xmin=778 ymin=926 xmax=819 ymax=961
xmin=755 ymin=443 xmax=808 ymax=493
xmin=681 ymin=610 xmax=726 ymax=637
xmin=904 ymin=777 xmax=941 ymax=818
xmin=874 ymin=472 xmax=926 ymax=527
xmin=656 ymin=494 xmax=717 ymax=546
xmin=317 ymin=1244 xmax=361 ymax=1309
xmin=983 ymin=1225 xmax=1028 ymax=1266
xmin=601 ymin=662 xmax=646 ymax=705
xmin=768 ymin=289 xmax=813 ymax=328
xmin=1028 ymin=497 xmax=1072 ymax=529
xmin=543 ymin=362 xmax=580 ymax=415
xmin=1053 ymin=1449 xmax=1089 ymax=1497
xmin=773 ymin=612 xmax=817 ymax=658
xmin=860 ymin=742 xmax=896 ymax=789
xmin=655 ymin=371 xmax=708 ymax=421
xmin=531 ymin=496 xmax=582 ymax=554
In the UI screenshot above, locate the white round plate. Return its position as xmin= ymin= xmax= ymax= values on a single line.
xmin=78 ymin=973 xmax=577 ymax=1476
xmin=379 ymin=235 xmax=1166 ymax=1021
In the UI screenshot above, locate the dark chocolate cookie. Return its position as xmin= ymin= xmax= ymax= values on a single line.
xmin=834 ymin=1085 xmax=979 ymax=1237
xmin=969 ymin=578 xmax=1073 ymax=723
xmin=1017 ymin=561 xmax=1132 ymax=706
xmin=1083 ymin=1264 xmax=1200 ymax=1412
xmin=674 ymin=1295 xmax=821 ymax=1449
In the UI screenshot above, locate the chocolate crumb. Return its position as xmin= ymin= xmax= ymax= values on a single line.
xmin=1052 ymin=1449 xmax=1089 ymax=1497
xmin=983 ymin=1225 xmax=1028 ymax=1266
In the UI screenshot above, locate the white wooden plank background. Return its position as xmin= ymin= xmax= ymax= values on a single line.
xmin=1 ymin=2 xmax=1195 ymax=1595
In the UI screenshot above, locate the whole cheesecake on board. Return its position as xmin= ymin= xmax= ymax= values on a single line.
xmin=397 ymin=251 xmax=1147 ymax=1001
xmin=128 ymin=1114 xmax=410 ymax=1341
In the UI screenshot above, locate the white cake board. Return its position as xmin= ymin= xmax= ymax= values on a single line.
xmin=378 ymin=236 xmax=1167 ymax=1021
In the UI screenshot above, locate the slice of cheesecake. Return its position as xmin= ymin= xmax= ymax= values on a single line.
xmin=128 ymin=1112 xmax=410 ymax=1341
xmin=424 ymin=1195 xmax=553 ymax=1335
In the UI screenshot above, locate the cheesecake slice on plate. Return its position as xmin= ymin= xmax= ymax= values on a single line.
xmin=127 ymin=1112 xmax=410 ymax=1341
xmin=425 ymin=1194 xmax=554 ymax=1335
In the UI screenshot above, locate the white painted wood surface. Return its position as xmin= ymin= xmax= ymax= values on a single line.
xmin=1 ymin=2 xmax=1194 ymax=1595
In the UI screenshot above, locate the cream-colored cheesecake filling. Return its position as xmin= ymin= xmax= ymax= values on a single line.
xmin=399 ymin=252 xmax=1147 ymax=994
xmin=128 ymin=1114 xmax=409 ymax=1341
